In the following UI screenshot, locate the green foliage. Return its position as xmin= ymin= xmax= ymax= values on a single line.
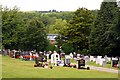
xmin=45 ymin=43 xmax=58 ymax=52
xmin=62 ymin=8 xmax=94 ymax=53
xmin=61 ymin=43 xmax=74 ymax=54
xmin=89 ymin=1 xmax=120 ymax=56
xmin=2 ymin=7 xmax=48 ymax=51
xmin=41 ymin=12 xmax=73 ymax=34
xmin=0 ymin=5 xmax=2 ymax=49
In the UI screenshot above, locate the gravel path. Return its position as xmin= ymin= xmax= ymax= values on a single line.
xmin=87 ymin=65 xmax=118 ymax=73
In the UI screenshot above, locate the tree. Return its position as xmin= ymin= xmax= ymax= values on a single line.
xmin=0 ymin=5 xmax=2 ymax=49
xmin=52 ymin=19 xmax=68 ymax=34
xmin=89 ymin=0 xmax=120 ymax=56
xmin=62 ymin=8 xmax=94 ymax=53
xmin=2 ymin=6 xmax=21 ymax=49
xmin=23 ymin=17 xmax=48 ymax=51
xmin=2 ymin=6 xmax=48 ymax=51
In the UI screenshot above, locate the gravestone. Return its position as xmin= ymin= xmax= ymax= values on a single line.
xmin=104 ymin=55 xmax=108 ymax=62
xmin=102 ymin=61 xmax=106 ymax=67
xmin=64 ymin=55 xmax=71 ymax=66
xmin=96 ymin=56 xmax=102 ymax=64
xmin=51 ymin=51 xmax=60 ymax=66
xmin=30 ymin=52 xmax=33 ymax=61
xmin=73 ymin=52 xmax=77 ymax=58
xmin=112 ymin=60 xmax=118 ymax=67
xmin=90 ymin=56 xmax=94 ymax=62
xmin=77 ymin=59 xmax=85 ymax=69
xmin=84 ymin=56 xmax=90 ymax=63
xmin=99 ymin=58 xmax=106 ymax=66
xmin=69 ymin=53 xmax=73 ymax=59
xmin=15 ymin=52 xmax=20 ymax=58
xmin=77 ymin=54 xmax=80 ymax=58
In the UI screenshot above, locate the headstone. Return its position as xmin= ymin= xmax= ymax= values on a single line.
xmin=51 ymin=51 xmax=60 ymax=66
xmin=96 ymin=56 xmax=102 ymax=64
xmin=99 ymin=58 xmax=106 ymax=66
xmin=30 ymin=52 xmax=32 ymax=61
xmin=73 ymin=52 xmax=77 ymax=58
xmin=84 ymin=56 xmax=90 ymax=63
xmin=64 ymin=55 xmax=71 ymax=66
xmin=112 ymin=60 xmax=118 ymax=67
xmin=90 ymin=56 xmax=94 ymax=62
xmin=15 ymin=52 xmax=20 ymax=58
xmin=77 ymin=54 xmax=80 ymax=58
xmin=77 ymin=59 xmax=85 ymax=69
xmin=46 ymin=54 xmax=49 ymax=59
xmin=102 ymin=61 xmax=106 ymax=67
xmin=104 ymin=55 xmax=108 ymax=62
xmin=93 ymin=56 xmax=97 ymax=62
xmin=69 ymin=53 xmax=73 ymax=59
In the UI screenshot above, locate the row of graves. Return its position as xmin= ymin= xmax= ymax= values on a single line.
xmin=34 ymin=51 xmax=90 ymax=70
xmin=2 ymin=49 xmax=119 ymax=69
xmin=70 ymin=53 xmax=119 ymax=68
xmin=89 ymin=55 xmax=119 ymax=68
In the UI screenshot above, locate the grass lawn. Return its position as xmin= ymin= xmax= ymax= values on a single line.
xmin=87 ymin=61 xmax=118 ymax=70
xmin=1 ymin=56 xmax=118 ymax=78
xmin=0 ymin=55 xmax=2 ymax=79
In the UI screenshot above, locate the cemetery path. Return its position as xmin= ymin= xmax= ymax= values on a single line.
xmin=87 ymin=65 xmax=118 ymax=74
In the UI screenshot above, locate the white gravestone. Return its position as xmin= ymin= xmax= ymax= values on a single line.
xmin=46 ymin=54 xmax=49 ymax=60
xmin=99 ymin=58 xmax=106 ymax=66
xmin=112 ymin=57 xmax=118 ymax=60
xmin=77 ymin=54 xmax=80 ymax=58
xmin=93 ymin=57 xmax=97 ymax=62
xmin=51 ymin=51 xmax=60 ymax=66
xmin=30 ymin=52 xmax=32 ymax=61
xmin=84 ymin=56 xmax=90 ymax=63
xmin=96 ymin=56 xmax=102 ymax=64
xmin=90 ymin=56 xmax=94 ymax=62
xmin=69 ymin=53 xmax=73 ymax=59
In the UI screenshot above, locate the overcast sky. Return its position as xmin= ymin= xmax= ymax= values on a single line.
xmin=0 ymin=0 xmax=118 ymax=11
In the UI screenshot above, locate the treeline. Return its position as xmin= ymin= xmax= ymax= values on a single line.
xmin=55 ymin=0 xmax=120 ymax=56
xmin=1 ymin=0 xmax=120 ymax=56
xmin=1 ymin=6 xmax=74 ymax=51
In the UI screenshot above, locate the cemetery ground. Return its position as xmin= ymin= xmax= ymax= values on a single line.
xmin=1 ymin=56 xmax=118 ymax=78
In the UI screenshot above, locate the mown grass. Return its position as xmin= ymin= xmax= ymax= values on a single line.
xmin=0 ymin=55 xmax=2 ymax=79
xmin=87 ymin=61 xmax=118 ymax=70
xmin=2 ymin=56 xmax=118 ymax=78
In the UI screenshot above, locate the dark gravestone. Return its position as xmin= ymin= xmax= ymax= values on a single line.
xmin=15 ymin=52 xmax=20 ymax=58
xmin=49 ymin=54 xmax=51 ymax=59
xmin=78 ymin=59 xmax=85 ymax=69
xmin=112 ymin=60 xmax=118 ymax=67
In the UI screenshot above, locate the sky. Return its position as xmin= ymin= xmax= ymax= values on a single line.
xmin=0 ymin=0 xmax=118 ymax=11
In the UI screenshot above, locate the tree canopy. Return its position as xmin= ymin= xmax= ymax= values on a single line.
xmin=89 ymin=0 xmax=120 ymax=56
